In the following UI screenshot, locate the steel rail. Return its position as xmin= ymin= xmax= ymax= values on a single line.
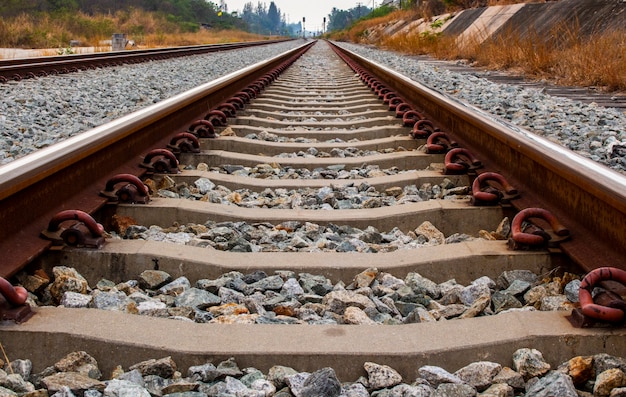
xmin=0 ymin=40 xmax=314 ymax=277
xmin=0 ymin=39 xmax=291 ymax=82
xmin=328 ymin=41 xmax=626 ymax=272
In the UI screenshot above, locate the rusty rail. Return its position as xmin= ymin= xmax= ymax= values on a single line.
xmin=0 ymin=39 xmax=292 ymax=82
xmin=0 ymin=41 xmax=314 ymax=277
xmin=328 ymin=41 xmax=626 ymax=273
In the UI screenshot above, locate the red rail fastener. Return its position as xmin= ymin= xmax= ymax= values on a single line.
xmin=403 ymin=110 xmax=425 ymax=128
xmin=411 ymin=119 xmax=438 ymax=138
xmin=140 ymin=148 xmax=180 ymax=174
xmin=426 ymin=132 xmax=458 ymax=153
xmin=241 ymin=88 xmax=257 ymax=100
xmin=227 ymin=96 xmax=245 ymax=110
xmin=470 ymin=172 xmax=518 ymax=206
xmin=100 ymin=174 xmax=150 ymax=204
xmin=377 ymin=87 xmax=391 ymax=99
xmin=388 ymin=97 xmax=404 ymax=112
xmin=367 ymin=78 xmax=379 ymax=89
xmin=444 ymin=148 xmax=482 ymax=174
xmin=235 ymin=91 xmax=252 ymax=103
xmin=0 ymin=278 xmax=28 ymax=306
xmin=205 ymin=110 xmax=228 ymax=126
xmin=41 ymin=210 xmax=105 ymax=248
xmin=0 ymin=277 xmax=32 ymax=323
xmin=578 ymin=267 xmax=626 ymax=323
xmin=395 ymin=103 xmax=412 ymax=118
xmin=383 ymin=91 xmax=397 ymax=105
xmin=168 ymin=132 xmax=201 ymax=154
xmin=509 ymin=208 xmax=569 ymax=249
xmin=189 ymin=120 xmax=217 ymax=138
xmin=217 ymin=102 xmax=237 ymax=118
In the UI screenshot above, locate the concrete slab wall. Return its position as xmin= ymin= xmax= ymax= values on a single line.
xmin=366 ymin=0 xmax=625 ymax=44
xmin=456 ymin=3 xmax=526 ymax=45
xmin=445 ymin=0 xmax=626 ymax=45
xmin=492 ymin=0 xmax=626 ymax=39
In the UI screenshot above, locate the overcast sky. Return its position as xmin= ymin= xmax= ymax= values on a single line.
xmin=223 ymin=0 xmax=369 ymax=31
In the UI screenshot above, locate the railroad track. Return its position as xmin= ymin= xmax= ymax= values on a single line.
xmin=0 ymin=39 xmax=290 ymax=83
xmin=0 ymin=40 xmax=625 ymax=395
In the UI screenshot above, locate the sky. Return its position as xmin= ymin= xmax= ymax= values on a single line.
xmin=223 ymin=0 xmax=368 ymax=31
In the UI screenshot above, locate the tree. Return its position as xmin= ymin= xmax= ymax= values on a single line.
xmin=267 ymin=1 xmax=280 ymax=34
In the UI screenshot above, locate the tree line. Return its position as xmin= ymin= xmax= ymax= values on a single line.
xmin=0 ymin=0 xmax=390 ymax=35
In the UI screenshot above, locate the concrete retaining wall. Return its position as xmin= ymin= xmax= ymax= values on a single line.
xmin=364 ymin=0 xmax=625 ymax=43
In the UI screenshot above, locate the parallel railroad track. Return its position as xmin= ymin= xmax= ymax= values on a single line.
xmin=0 ymin=40 xmax=625 ymax=393
xmin=0 ymin=39 xmax=290 ymax=83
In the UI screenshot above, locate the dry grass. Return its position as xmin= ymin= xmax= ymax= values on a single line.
xmin=0 ymin=10 xmax=270 ymax=50
xmin=376 ymin=17 xmax=626 ymax=92
xmin=140 ymin=30 xmax=272 ymax=48
xmin=329 ymin=9 xmax=418 ymax=42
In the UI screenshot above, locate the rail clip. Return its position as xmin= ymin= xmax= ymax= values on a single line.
xmin=188 ymin=120 xmax=217 ymax=138
xmin=140 ymin=149 xmax=180 ymax=174
xmin=569 ymin=267 xmax=626 ymax=328
xmin=40 ymin=210 xmax=105 ymax=248
xmin=508 ymin=208 xmax=569 ymax=250
xmin=470 ymin=172 xmax=518 ymax=206
xmin=100 ymin=174 xmax=150 ymax=204
xmin=168 ymin=132 xmax=201 ymax=154
xmin=444 ymin=148 xmax=482 ymax=175
xmin=425 ymin=132 xmax=457 ymax=154
xmin=0 ymin=278 xmax=32 ymax=323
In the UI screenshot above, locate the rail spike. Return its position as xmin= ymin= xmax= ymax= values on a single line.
xmin=40 ymin=209 xmax=105 ymax=248
xmin=508 ymin=207 xmax=569 ymax=250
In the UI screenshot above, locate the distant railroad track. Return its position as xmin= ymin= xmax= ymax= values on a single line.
xmin=0 ymin=39 xmax=290 ymax=83
xmin=0 ymin=39 xmax=625 ymax=393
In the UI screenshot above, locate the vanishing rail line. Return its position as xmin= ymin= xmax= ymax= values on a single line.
xmin=0 ymin=40 xmax=625 ymax=386
xmin=0 ymin=39 xmax=290 ymax=83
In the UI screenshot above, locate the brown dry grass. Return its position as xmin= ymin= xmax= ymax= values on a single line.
xmin=0 ymin=10 xmax=270 ymax=50
xmin=374 ymin=15 xmax=626 ymax=92
xmin=329 ymin=9 xmax=419 ymax=42
xmin=140 ymin=30 xmax=272 ymax=48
